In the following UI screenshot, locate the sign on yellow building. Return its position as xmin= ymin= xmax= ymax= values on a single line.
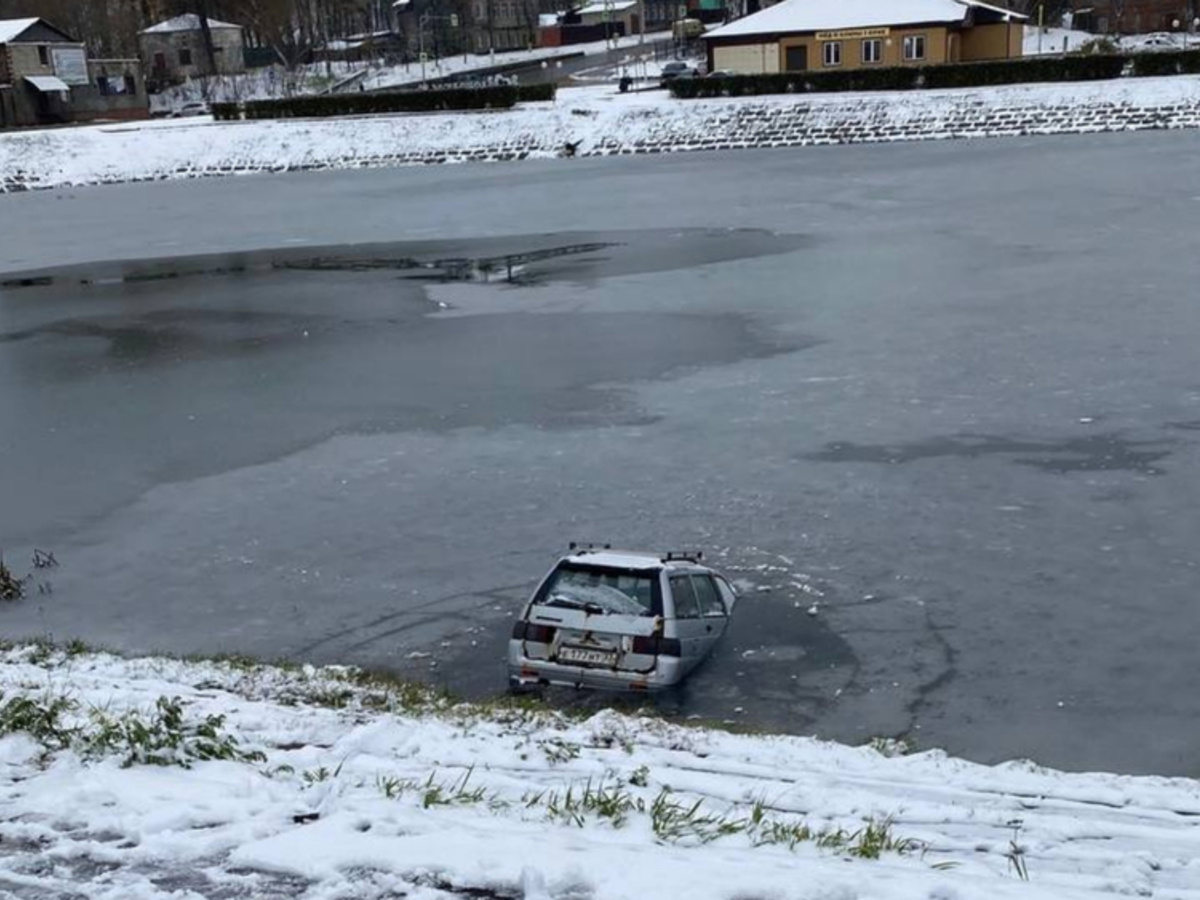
xmin=814 ymin=27 xmax=890 ymax=40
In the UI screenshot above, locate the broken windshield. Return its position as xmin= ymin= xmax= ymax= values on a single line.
xmin=539 ymin=565 xmax=656 ymax=617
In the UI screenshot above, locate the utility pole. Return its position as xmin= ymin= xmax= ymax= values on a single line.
xmin=418 ymin=9 xmax=461 ymax=86
xmin=419 ymin=10 xmax=427 ymax=83
xmin=194 ymin=0 xmax=219 ymax=75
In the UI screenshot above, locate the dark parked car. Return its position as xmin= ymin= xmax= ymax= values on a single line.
xmin=659 ymin=61 xmax=699 ymax=88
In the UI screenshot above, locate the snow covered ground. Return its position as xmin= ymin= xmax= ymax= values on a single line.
xmin=149 ymin=62 xmax=372 ymax=114
xmin=148 ymin=34 xmax=674 ymax=113
xmin=1022 ymin=24 xmax=1200 ymax=55
xmin=1023 ymin=26 xmax=1098 ymax=55
xmin=1 ymin=643 xmax=1199 ymax=900
xmin=4 ymin=76 xmax=1200 ymax=193
xmin=361 ymin=32 xmax=674 ymax=91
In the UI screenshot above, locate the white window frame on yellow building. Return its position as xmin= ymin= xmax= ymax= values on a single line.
xmin=822 ymin=40 xmax=841 ymax=67
xmin=861 ymin=38 xmax=882 ymax=63
xmin=903 ymin=33 xmax=927 ymax=60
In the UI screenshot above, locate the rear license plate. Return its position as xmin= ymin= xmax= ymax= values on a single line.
xmin=557 ymin=645 xmax=618 ymax=667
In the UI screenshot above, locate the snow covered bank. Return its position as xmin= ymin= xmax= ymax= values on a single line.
xmin=2 ymin=643 xmax=1200 ymax=899
xmin=3 ymin=77 xmax=1200 ymax=193
xmin=362 ymin=32 xmax=673 ymax=91
xmin=149 ymin=34 xmax=673 ymax=113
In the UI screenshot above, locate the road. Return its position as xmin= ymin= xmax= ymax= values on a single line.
xmin=2 ymin=132 xmax=1200 ymax=776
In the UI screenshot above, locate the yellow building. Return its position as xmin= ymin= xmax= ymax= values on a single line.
xmin=704 ymin=0 xmax=1024 ymax=75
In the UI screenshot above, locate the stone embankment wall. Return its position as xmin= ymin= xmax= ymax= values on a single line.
xmin=3 ymin=91 xmax=1199 ymax=192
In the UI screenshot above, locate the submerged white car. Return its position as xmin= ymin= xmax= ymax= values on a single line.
xmin=508 ymin=547 xmax=736 ymax=692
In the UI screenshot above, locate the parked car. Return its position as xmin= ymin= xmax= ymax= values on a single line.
xmin=508 ymin=546 xmax=736 ymax=692
xmin=171 ymin=101 xmax=210 ymax=118
xmin=706 ymin=69 xmax=738 ymax=78
xmin=1129 ymin=32 xmax=1180 ymax=51
xmin=659 ymin=61 xmax=699 ymax=87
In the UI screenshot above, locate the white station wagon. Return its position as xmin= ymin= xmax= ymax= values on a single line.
xmin=508 ymin=546 xmax=736 ymax=692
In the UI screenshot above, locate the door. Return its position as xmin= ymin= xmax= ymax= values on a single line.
xmin=691 ymin=574 xmax=729 ymax=656
xmin=784 ymin=44 xmax=807 ymax=71
xmin=667 ymin=574 xmax=708 ymax=671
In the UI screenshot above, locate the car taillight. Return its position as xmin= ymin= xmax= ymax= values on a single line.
xmin=630 ymin=636 xmax=681 ymax=657
xmin=512 ymin=621 xmax=556 ymax=644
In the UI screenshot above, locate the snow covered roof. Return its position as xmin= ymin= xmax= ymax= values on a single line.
xmin=25 ymin=74 xmax=70 ymax=92
xmin=564 ymin=549 xmax=709 ymax=571
xmin=0 ymin=18 xmax=40 ymax=43
xmin=576 ymin=0 xmax=639 ymax=14
xmin=705 ymin=0 xmax=1024 ymax=40
xmin=140 ymin=14 xmax=242 ymax=35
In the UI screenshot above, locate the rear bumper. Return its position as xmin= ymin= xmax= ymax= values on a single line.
xmin=507 ymin=640 xmax=684 ymax=692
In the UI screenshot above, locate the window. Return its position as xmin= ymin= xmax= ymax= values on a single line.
xmin=179 ymin=47 xmax=193 ymax=66
xmin=692 ymin=576 xmax=727 ymax=618
xmin=670 ymin=576 xmax=701 ymax=619
xmin=822 ymin=40 xmax=841 ymax=67
xmin=903 ymin=34 xmax=926 ymax=60
xmin=153 ymin=52 xmax=167 ymax=71
xmin=715 ymin=577 xmax=737 ymax=612
xmin=539 ymin=564 xmax=656 ymax=616
xmin=37 ymin=45 xmax=49 ymax=65
xmin=861 ymin=38 xmax=882 ymax=63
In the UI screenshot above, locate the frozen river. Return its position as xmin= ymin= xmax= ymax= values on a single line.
xmin=3 ymin=131 xmax=1200 ymax=775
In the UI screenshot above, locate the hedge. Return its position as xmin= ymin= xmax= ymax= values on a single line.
xmin=1128 ymin=48 xmax=1200 ymax=76
xmin=212 ymin=82 xmax=556 ymax=121
xmin=672 ymin=50 xmax=1200 ymax=98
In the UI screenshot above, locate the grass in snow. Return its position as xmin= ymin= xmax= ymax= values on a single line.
xmin=0 ymin=640 xmax=934 ymax=865
xmin=365 ymin=764 xmax=924 ymax=857
xmin=0 ymin=689 xmax=264 ymax=768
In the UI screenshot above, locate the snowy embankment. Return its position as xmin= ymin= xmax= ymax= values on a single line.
xmin=2 ymin=645 xmax=1200 ymax=900
xmin=362 ymin=32 xmax=672 ymax=91
xmin=150 ymin=33 xmax=672 ymax=112
xmin=3 ymin=77 xmax=1200 ymax=193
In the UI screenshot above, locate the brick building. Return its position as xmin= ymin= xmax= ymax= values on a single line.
xmin=139 ymin=14 xmax=246 ymax=86
xmin=468 ymin=0 xmax=542 ymax=50
xmin=1 ymin=17 xmax=147 ymax=127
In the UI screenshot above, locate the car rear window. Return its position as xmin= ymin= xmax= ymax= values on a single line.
xmin=538 ymin=564 xmax=657 ymax=616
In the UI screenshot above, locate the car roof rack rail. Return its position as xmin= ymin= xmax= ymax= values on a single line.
xmin=662 ymin=550 xmax=704 ymax=563
xmin=569 ymin=541 xmax=612 ymax=553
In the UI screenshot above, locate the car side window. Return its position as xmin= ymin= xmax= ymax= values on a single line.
xmin=692 ymin=575 xmax=726 ymax=617
xmin=669 ymin=575 xmax=701 ymax=619
xmin=715 ymin=576 xmax=737 ymax=612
